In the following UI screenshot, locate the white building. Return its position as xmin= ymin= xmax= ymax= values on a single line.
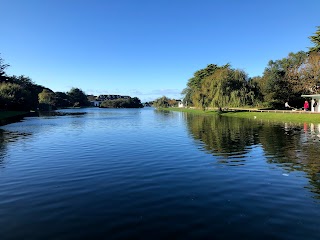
xmin=301 ymin=94 xmax=320 ymax=112
xmin=176 ymin=100 xmax=184 ymax=108
xmin=92 ymin=100 xmax=101 ymax=107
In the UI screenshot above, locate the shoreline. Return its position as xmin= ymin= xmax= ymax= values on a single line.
xmin=0 ymin=111 xmax=29 ymax=126
xmin=165 ymin=107 xmax=320 ymax=124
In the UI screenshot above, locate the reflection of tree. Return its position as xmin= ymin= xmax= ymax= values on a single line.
xmin=0 ymin=129 xmax=32 ymax=168
xmin=185 ymin=114 xmax=320 ymax=198
xmin=0 ymin=129 xmax=7 ymax=166
xmin=259 ymin=123 xmax=303 ymax=162
xmin=154 ymin=109 xmax=177 ymax=121
xmin=185 ymin=114 xmax=260 ymax=157
xmin=259 ymin=123 xmax=320 ymax=198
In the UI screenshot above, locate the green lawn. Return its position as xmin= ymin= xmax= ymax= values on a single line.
xmin=161 ymin=107 xmax=217 ymax=115
xmin=0 ymin=111 xmax=28 ymax=120
xmin=221 ymin=111 xmax=320 ymax=123
xmin=166 ymin=108 xmax=320 ymax=124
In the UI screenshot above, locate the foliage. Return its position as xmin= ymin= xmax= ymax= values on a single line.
xmin=181 ymin=87 xmax=192 ymax=106
xmin=38 ymin=89 xmax=55 ymax=104
xmin=38 ymin=89 xmax=56 ymax=111
xmin=309 ymin=26 xmax=320 ymax=53
xmin=153 ymin=97 xmax=180 ymax=108
xmin=254 ymin=51 xmax=320 ymax=108
xmin=67 ymin=88 xmax=91 ymax=107
xmin=100 ymin=97 xmax=143 ymax=108
xmin=9 ymin=75 xmax=47 ymax=110
xmin=0 ymin=54 xmax=9 ymax=78
xmin=0 ymin=82 xmax=32 ymax=110
xmin=300 ymin=52 xmax=320 ymax=93
xmin=183 ymin=64 xmax=261 ymax=110
xmin=52 ymin=92 xmax=71 ymax=108
xmin=180 ymin=27 xmax=320 ymax=110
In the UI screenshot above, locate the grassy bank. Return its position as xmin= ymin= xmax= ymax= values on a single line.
xmin=0 ymin=111 xmax=28 ymax=120
xmin=161 ymin=107 xmax=218 ymax=115
xmin=166 ymin=108 xmax=320 ymax=124
xmin=221 ymin=111 xmax=320 ymax=123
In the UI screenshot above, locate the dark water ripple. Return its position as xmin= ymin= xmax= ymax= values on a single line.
xmin=0 ymin=108 xmax=319 ymax=239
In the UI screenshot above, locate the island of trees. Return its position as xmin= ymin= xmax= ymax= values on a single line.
xmin=154 ymin=26 xmax=320 ymax=110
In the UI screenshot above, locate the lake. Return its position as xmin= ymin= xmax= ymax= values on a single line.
xmin=0 ymin=108 xmax=319 ymax=240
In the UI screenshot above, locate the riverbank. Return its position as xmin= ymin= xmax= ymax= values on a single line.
xmin=166 ymin=108 xmax=320 ymax=124
xmin=0 ymin=111 xmax=29 ymax=126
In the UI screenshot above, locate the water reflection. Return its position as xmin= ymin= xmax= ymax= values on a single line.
xmin=154 ymin=109 xmax=176 ymax=119
xmin=37 ymin=111 xmax=87 ymax=117
xmin=185 ymin=114 xmax=260 ymax=157
xmin=0 ymin=129 xmax=32 ymax=167
xmin=185 ymin=114 xmax=320 ymax=198
xmin=0 ymin=109 xmax=319 ymax=239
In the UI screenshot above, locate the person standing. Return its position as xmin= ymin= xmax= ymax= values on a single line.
xmin=304 ymin=100 xmax=309 ymax=111
xmin=313 ymin=99 xmax=318 ymax=111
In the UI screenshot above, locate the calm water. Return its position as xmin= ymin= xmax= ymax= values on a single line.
xmin=0 ymin=108 xmax=320 ymax=240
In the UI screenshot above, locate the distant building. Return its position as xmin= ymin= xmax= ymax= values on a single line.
xmin=177 ymin=100 xmax=184 ymax=108
xmin=120 ymin=96 xmax=130 ymax=99
xmin=97 ymin=95 xmax=123 ymax=101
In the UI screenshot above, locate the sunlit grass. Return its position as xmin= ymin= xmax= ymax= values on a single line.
xmin=166 ymin=107 xmax=320 ymax=124
xmin=164 ymin=107 xmax=217 ymax=115
xmin=221 ymin=111 xmax=320 ymax=123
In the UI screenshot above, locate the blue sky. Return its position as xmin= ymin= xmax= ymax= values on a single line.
xmin=1 ymin=0 xmax=319 ymax=102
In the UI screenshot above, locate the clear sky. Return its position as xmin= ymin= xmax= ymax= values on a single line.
xmin=1 ymin=0 xmax=319 ymax=102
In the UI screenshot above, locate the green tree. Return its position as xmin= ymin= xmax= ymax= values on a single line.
xmin=67 ymin=88 xmax=90 ymax=107
xmin=53 ymin=92 xmax=71 ymax=108
xmin=128 ymin=97 xmax=143 ymax=108
xmin=153 ymin=96 xmax=170 ymax=108
xmin=100 ymin=97 xmax=143 ymax=108
xmin=257 ymin=51 xmax=308 ymax=108
xmin=309 ymin=26 xmax=320 ymax=53
xmin=10 ymin=75 xmax=47 ymax=110
xmin=38 ymin=89 xmax=55 ymax=104
xmin=38 ymin=89 xmax=56 ymax=111
xmin=181 ymin=87 xmax=193 ymax=106
xmin=0 ymin=82 xmax=31 ymax=110
xmin=300 ymin=52 xmax=320 ymax=93
xmin=184 ymin=64 xmax=222 ymax=109
xmin=0 ymin=54 xmax=9 ymax=78
xmin=184 ymin=64 xmax=259 ymax=110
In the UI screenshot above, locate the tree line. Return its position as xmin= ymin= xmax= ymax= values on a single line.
xmin=100 ymin=97 xmax=143 ymax=108
xmin=0 ymin=56 xmax=143 ymax=111
xmin=0 ymin=60 xmax=91 ymax=111
xmin=154 ymin=26 xmax=320 ymax=109
xmin=152 ymin=96 xmax=180 ymax=108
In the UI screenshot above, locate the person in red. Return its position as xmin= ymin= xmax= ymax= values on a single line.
xmin=304 ymin=100 xmax=309 ymax=111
